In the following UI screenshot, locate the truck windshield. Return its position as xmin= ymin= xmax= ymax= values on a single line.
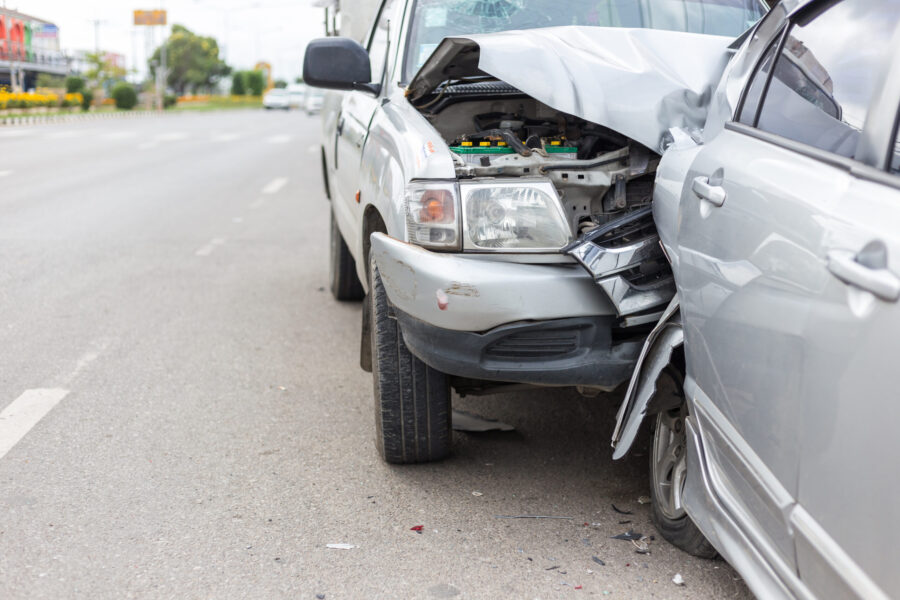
xmin=404 ymin=0 xmax=766 ymax=80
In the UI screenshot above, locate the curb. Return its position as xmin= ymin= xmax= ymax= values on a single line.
xmin=0 ymin=110 xmax=169 ymax=126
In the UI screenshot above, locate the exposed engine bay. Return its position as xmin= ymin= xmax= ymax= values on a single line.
xmin=412 ymin=83 xmax=674 ymax=321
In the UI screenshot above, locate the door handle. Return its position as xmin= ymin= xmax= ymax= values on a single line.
xmin=827 ymin=246 xmax=900 ymax=302
xmin=692 ymin=176 xmax=726 ymax=207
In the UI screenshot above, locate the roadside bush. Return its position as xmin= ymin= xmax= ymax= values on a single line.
xmin=164 ymin=94 xmax=177 ymax=109
xmin=111 ymin=82 xmax=138 ymax=110
xmin=246 ymin=70 xmax=265 ymax=96
xmin=230 ymin=72 xmax=246 ymax=96
xmin=65 ymin=76 xmax=85 ymax=94
xmin=81 ymin=90 xmax=94 ymax=111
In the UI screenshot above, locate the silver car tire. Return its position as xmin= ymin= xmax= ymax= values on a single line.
xmin=649 ymin=369 xmax=717 ymax=558
xmin=369 ymin=256 xmax=451 ymax=464
xmin=329 ymin=210 xmax=364 ymax=301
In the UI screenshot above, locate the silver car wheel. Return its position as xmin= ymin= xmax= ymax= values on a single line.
xmin=651 ymin=406 xmax=688 ymax=521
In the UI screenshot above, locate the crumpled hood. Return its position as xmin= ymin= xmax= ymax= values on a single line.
xmin=408 ymin=26 xmax=733 ymax=152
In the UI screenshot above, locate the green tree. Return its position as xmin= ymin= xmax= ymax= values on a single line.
xmin=274 ymin=79 xmax=287 ymax=89
xmin=246 ymin=70 xmax=265 ymax=96
xmin=149 ymin=24 xmax=230 ymax=95
xmin=83 ymin=52 xmax=127 ymax=90
xmin=65 ymin=76 xmax=85 ymax=93
xmin=111 ymin=82 xmax=138 ymax=109
xmin=36 ymin=73 xmax=65 ymax=88
xmin=231 ymin=71 xmax=246 ymax=96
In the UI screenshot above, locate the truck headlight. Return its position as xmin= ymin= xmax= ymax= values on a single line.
xmin=462 ymin=180 xmax=571 ymax=251
xmin=405 ymin=181 xmax=461 ymax=250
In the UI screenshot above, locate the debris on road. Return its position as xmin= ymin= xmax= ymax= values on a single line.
xmin=637 ymin=496 xmax=651 ymax=504
xmin=326 ymin=543 xmax=356 ymax=550
xmin=632 ymin=536 xmax=651 ymax=555
xmin=575 ymin=585 xmax=583 ymax=590
xmin=452 ymin=410 xmax=515 ymax=432
xmin=316 ymin=594 xmax=326 ymax=600
xmin=472 ymin=491 xmax=483 ymax=497
xmin=673 ymin=573 xmax=685 ymax=586
xmin=495 ymin=515 xmax=574 ymax=520
xmin=592 ymin=556 xmax=606 ymax=566
xmin=410 ymin=525 xmax=424 ymax=534
xmin=611 ymin=530 xmax=643 ymax=541
xmin=546 ymin=565 xmax=560 ymax=571
xmin=611 ymin=504 xmax=633 ymax=515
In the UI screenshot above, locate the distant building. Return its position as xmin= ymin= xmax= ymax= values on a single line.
xmin=0 ymin=8 xmax=67 ymax=89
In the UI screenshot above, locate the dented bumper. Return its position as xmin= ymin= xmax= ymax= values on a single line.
xmin=370 ymin=233 xmax=642 ymax=388
xmin=370 ymin=233 xmax=616 ymax=332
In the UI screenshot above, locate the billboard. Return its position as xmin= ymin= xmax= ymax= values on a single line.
xmin=134 ymin=10 xmax=167 ymax=26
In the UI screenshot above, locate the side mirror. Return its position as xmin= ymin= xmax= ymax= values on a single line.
xmin=303 ymin=37 xmax=381 ymax=95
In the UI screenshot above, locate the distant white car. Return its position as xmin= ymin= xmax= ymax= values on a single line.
xmin=263 ymin=88 xmax=290 ymax=110
xmin=287 ymin=83 xmax=307 ymax=108
xmin=303 ymin=88 xmax=323 ymax=114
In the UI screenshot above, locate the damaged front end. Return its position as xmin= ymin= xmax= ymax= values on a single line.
xmin=403 ymin=27 xmax=729 ymax=326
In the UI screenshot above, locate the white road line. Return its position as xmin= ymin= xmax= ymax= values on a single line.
xmin=261 ymin=177 xmax=288 ymax=195
xmin=0 ymin=170 xmax=12 ymax=177
xmin=248 ymin=198 xmax=265 ymax=209
xmin=0 ymin=129 xmax=34 ymax=138
xmin=0 ymin=389 xmax=70 ymax=460
xmin=195 ymin=237 xmax=227 ymax=257
xmin=155 ymin=132 xmax=188 ymax=142
xmin=212 ymin=133 xmax=241 ymax=142
xmin=59 ymin=350 xmax=103 ymax=386
xmin=266 ymin=134 xmax=293 ymax=144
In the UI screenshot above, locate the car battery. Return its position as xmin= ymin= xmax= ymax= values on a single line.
xmin=450 ymin=140 xmax=516 ymax=165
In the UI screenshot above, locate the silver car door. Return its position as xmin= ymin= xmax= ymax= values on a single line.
xmin=676 ymin=0 xmax=899 ymax=588
xmin=790 ymin=25 xmax=900 ymax=600
xmin=333 ymin=0 xmax=399 ymax=251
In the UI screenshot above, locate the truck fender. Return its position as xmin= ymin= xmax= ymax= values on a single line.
xmin=611 ymin=296 xmax=683 ymax=460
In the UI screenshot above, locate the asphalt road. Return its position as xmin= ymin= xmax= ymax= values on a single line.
xmin=0 ymin=110 xmax=752 ymax=599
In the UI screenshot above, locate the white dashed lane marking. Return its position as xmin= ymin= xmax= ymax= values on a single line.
xmin=261 ymin=177 xmax=288 ymax=195
xmin=0 ymin=170 xmax=12 ymax=177
xmin=195 ymin=237 xmax=227 ymax=257
xmin=0 ymin=389 xmax=70 ymax=460
xmin=266 ymin=134 xmax=292 ymax=144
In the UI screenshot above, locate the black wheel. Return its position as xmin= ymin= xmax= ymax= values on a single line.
xmin=329 ymin=210 xmax=364 ymax=301
xmin=649 ymin=370 xmax=718 ymax=558
xmin=370 ymin=257 xmax=451 ymax=464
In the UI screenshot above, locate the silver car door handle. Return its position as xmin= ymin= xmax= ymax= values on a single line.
xmin=692 ymin=176 xmax=726 ymax=207
xmin=827 ymin=250 xmax=900 ymax=302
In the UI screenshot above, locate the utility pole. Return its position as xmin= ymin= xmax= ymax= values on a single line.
xmin=90 ymin=19 xmax=106 ymax=53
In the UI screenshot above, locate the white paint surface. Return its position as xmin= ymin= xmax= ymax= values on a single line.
xmin=261 ymin=177 xmax=288 ymax=195
xmin=0 ymin=389 xmax=70 ymax=460
xmin=195 ymin=237 xmax=227 ymax=257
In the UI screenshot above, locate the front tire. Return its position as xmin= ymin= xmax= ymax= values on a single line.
xmin=370 ymin=257 xmax=451 ymax=464
xmin=649 ymin=369 xmax=717 ymax=558
xmin=329 ymin=211 xmax=364 ymax=301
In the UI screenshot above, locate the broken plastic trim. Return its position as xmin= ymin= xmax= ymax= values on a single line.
xmin=565 ymin=207 xmax=675 ymax=318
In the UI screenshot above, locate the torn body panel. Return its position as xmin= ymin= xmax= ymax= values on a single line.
xmin=610 ymin=297 xmax=683 ymax=460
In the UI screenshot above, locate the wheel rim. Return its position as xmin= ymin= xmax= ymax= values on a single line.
xmin=651 ymin=404 xmax=688 ymax=520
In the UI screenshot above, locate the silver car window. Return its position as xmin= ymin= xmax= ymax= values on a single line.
xmin=754 ymin=0 xmax=898 ymax=159
xmin=368 ymin=0 xmax=400 ymax=86
xmin=403 ymin=0 xmax=767 ymax=80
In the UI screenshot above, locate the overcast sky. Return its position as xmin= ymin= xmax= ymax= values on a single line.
xmin=8 ymin=0 xmax=328 ymax=81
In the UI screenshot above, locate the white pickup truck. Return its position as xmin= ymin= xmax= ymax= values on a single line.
xmin=303 ymin=0 xmax=765 ymax=463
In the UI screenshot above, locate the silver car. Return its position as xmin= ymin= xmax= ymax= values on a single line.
xmin=303 ymin=0 xmax=765 ymax=464
xmin=574 ymin=0 xmax=900 ymax=597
